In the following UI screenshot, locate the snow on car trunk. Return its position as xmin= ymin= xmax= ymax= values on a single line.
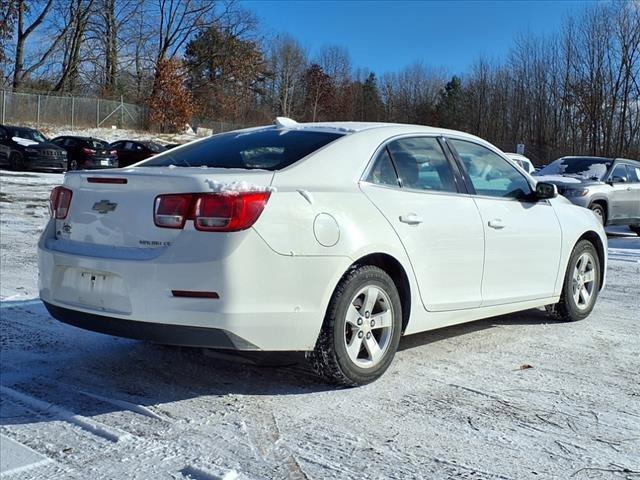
xmin=52 ymin=167 xmax=274 ymax=249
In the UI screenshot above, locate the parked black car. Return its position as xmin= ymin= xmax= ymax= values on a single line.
xmin=109 ymin=140 xmax=165 ymax=168
xmin=50 ymin=136 xmax=118 ymax=170
xmin=0 ymin=124 xmax=67 ymax=171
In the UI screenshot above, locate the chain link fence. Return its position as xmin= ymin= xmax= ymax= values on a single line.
xmin=0 ymin=89 xmax=148 ymax=130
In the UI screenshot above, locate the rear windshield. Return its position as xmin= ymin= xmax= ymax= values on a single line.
xmin=141 ymin=141 xmax=165 ymax=153
xmin=537 ymin=157 xmax=612 ymax=180
xmin=85 ymin=139 xmax=109 ymax=149
xmin=140 ymin=128 xmax=344 ymax=170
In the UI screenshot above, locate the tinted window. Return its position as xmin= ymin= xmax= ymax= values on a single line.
xmin=85 ymin=139 xmax=108 ymax=149
xmin=367 ymin=148 xmax=399 ymax=187
xmin=610 ymin=163 xmax=627 ymax=181
xmin=626 ymin=165 xmax=640 ymax=183
xmin=141 ymin=129 xmax=344 ymax=170
xmin=387 ymin=137 xmax=457 ymax=192
xmin=65 ymin=138 xmax=78 ymax=147
xmin=110 ymin=141 xmax=123 ymax=149
xmin=141 ymin=141 xmax=164 ymax=153
xmin=450 ymin=139 xmax=532 ymax=199
xmin=537 ymin=157 xmax=611 ymax=180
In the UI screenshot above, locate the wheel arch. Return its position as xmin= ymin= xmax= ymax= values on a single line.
xmin=588 ymin=197 xmax=608 ymax=224
xmin=576 ymin=230 xmax=606 ymax=291
xmin=349 ymin=252 xmax=412 ymax=333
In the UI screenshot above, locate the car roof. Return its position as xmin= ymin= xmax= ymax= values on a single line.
xmin=504 ymin=153 xmax=531 ymax=161
xmin=270 ymin=121 xmax=489 ymax=144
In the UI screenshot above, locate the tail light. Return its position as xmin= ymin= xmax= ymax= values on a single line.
xmin=154 ymin=192 xmax=271 ymax=232
xmin=49 ymin=186 xmax=73 ymax=219
xmin=82 ymin=148 xmax=96 ymax=155
xmin=110 ymin=150 xmax=118 ymax=156
xmin=154 ymin=194 xmax=192 ymax=229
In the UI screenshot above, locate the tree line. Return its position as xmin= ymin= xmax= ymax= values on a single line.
xmin=1 ymin=0 xmax=638 ymax=162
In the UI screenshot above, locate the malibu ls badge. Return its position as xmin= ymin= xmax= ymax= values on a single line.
xmin=92 ymin=199 xmax=118 ymax=214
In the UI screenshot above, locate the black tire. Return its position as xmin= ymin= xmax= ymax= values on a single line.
xmin=9 ymin=152 xmax=25 ymax=171
xmin=67 ymin=158 xmax=79 ymax=171
xmin=306 ymin=265 xmax=402 ymax=387
xmin=546 ymin=240 xmax=601 ymax=322
xmin=589 ymin=203 xmax=606 ymax=225
xmin=629 ymin=225 xmax=640 ymax=236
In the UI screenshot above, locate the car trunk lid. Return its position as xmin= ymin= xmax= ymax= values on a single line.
xmin=55 ymin=167 xmax=274 ymax=249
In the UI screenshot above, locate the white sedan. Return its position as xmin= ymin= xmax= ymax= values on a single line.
xmin=39 ymin=120 xmax=607 ymax=386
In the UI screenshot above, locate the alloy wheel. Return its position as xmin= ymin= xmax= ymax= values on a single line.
xmin=572 ymin=252 xmax=596 ymax=310
xmin=343 ymin=285 xmax=394 ymax=368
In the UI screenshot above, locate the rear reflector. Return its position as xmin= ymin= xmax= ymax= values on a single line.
xmin=49 ymin=186 xmax=73 ymax=219
xmin=87 ymin=177 xmax=128 ymax=184
xmin=154 ymin=191 xmax=271 ymax=232
xmin=172 ymin=290 xmax=220 ymax=299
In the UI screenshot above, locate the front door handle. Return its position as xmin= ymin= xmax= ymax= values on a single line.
xmin=488 ymin=218 xmax=505 ymax=229
xmin=399 ymin=213 xmax=423 ymax=225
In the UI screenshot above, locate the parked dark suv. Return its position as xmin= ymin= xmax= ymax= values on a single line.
xmin=0 ymin=125 xmax=67 ymax=171
xmin=51 ymin=135 xmax=118 ymax=170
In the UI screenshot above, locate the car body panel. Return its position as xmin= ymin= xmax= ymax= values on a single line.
xmin=38 ymin=122 xmax=609 ymax=351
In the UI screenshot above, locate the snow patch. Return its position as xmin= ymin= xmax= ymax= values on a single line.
xmin=11 ymin=136 xmax=39 ymax=147
xmin=204 ymin=179 xmax=276 ymax=194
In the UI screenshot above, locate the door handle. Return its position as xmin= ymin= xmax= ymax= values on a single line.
xmin=399 ymin=213 xmax=423 ymax=225
xmin=488 ymin=218 xmax=505 ymax=229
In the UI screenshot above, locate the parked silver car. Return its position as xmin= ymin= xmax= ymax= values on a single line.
xmin=535 ymin=156 xmax=640 ymax=234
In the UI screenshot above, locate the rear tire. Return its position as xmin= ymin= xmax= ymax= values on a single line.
xmin=67 ymin=158 xmax=78 ymax=171
xmin=546 ymin=240 xmax=600 ymax=322
xmin=307 ymin=265 xmax=402 ymax=386
xmin=630 ymin=225 xmax=640 ymax=236
xmin=589 ymin=203 xmax=606 ymax=225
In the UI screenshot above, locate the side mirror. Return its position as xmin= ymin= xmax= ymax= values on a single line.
xmin=535 ymin=182 xmax=558 ymax=199
xmin=609 ymin=176 xmax=627 ymax=184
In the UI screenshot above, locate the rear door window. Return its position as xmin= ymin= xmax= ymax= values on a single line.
xmin=366 ymin=148 xmax=400 ymax=187
xmin=626 ymin=165 xmax=640 ymax=183
xmin=141 ymin=128 xmax=344 ymax=170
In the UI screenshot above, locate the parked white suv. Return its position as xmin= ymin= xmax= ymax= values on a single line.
xmin=505 ymin=152 xmax=536 ymax=174
xmin=39 ymin=120 xmax=607 ymax=385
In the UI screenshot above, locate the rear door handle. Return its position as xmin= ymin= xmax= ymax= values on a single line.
xmin=399 ymin=213 xmax=423 ymax=225
xmin=488 ymin=218 xmax=505 ymax=229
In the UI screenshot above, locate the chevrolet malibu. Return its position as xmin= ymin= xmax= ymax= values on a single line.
xmin=39 ymin=120 xmax=607 ymax=386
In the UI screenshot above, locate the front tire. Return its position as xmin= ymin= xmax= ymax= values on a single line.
xmin=546 ymin=240 xmax=601 ymax=322
xmin=589 ymin=203 xmax=606 ymax=225
xmin=307 ymin=265 xmax=402 ymax=386
xmin=67 ymin=158 xmax=78 ymax=171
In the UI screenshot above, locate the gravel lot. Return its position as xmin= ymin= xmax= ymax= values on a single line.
xmin=1 ymin=170 xmax=639 ymax=479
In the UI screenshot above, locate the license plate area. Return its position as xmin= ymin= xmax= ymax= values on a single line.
xmin=100 ymin=160 xmax=109 ymax=166
xmin=52 ymin=267 xmax=132 ymax=313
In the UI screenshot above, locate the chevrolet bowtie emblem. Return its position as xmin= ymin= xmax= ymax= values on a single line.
xmin=92 ymin=199 xmax=118 ymax=214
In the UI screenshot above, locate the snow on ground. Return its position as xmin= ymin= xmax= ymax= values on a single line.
xmin=1 ymin=169 xmax=639 ymax=479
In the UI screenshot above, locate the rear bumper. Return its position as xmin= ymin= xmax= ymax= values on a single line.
xmin=43 ymin=301 xmax=257 ymax=349
xmin=38 ymin=222 xmax=350 ymax=351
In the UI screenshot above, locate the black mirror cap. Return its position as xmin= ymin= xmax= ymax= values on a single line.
xmin=536 ymin=182 xmax=558 ymax=199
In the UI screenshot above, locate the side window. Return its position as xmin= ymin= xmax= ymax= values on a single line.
xmin=626 ymin=165 xmax=640 ymax=183
xmin=610 ymin=163 xmax=627 ymax=181
xmin=124 ymin=142 xmax=135 ymax=151
xmin=450 ymin=139 xmax=532 ymax=199
xmin=111 ymin=142 xmax=122 ymax=149
xmin=65 ymin=138 xmax=78 ymax=147
xmin=387 ymin=137 xmax=457 ymax=192
xmin=366 ymin=148 xmax=400 ymax=187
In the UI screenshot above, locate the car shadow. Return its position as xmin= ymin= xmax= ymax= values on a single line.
xmin=0 ymin=299 xmax=552 ymax=429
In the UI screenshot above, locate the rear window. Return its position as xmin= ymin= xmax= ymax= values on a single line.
xmin=140 ymin=128 xmax=344 ymax=170
xmin=85 ymin=139 xmax=109 ymax=149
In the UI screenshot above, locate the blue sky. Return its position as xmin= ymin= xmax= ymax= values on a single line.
xmin=241 ymin=0 xmax=590 ymax=76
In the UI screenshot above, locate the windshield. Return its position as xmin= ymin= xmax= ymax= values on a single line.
xmin=141 ymin=128 xmax=344 ymax=170
xmin=11 ymin=127 xmax=47 ymax=143
xmin=537 ymin=157 xmax=611 ymax=180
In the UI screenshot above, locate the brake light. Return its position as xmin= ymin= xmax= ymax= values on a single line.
xmin=110 ymin=150 xmax=117 ymax=156
xmin=49 ymin=186 xmax=73 ymax=219
xmin=193 ymin=192 xmax=270 ymax=232
xmin=82 ymin=148 xmax=96 ymax=155
xmin=154 ymin=194 xmax=192 ymax=229
xmin=153 ymin=192 xmax=271 ymax=232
